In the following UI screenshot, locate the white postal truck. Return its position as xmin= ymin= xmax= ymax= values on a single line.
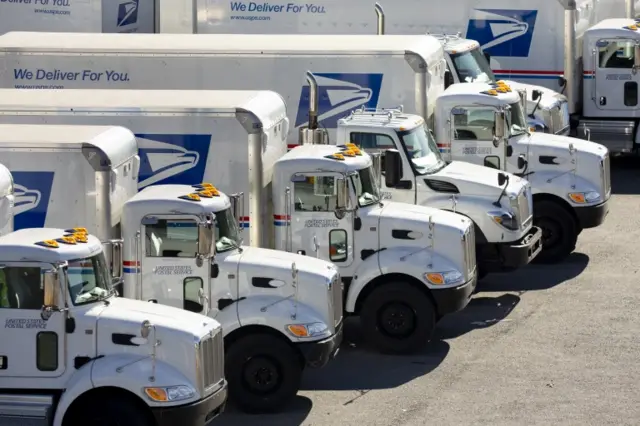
xmin=0 ymin=88 xmax=476 ymax=355
xmin=0 ymin=119 xmax=343 ymax=413
xmin=0 ymin=32 xmax=541 ymax=276
xmin=0 ymin=227 xmax=227 ymax=426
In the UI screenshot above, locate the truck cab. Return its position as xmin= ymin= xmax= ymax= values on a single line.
xmin=437 ymin=34 xmax=571 ymax=136
xmin=435 ymin=81 xmax=611 ymax=262
xmin=272 ymin=142 xmax=477 ymax=353
xmin=0 ymin=227 xmax=226 ymax=426
xmin=335 ymin=109 xmax=542 ymax=277
xmin=121 ymin=183 xmax=342 ymax=413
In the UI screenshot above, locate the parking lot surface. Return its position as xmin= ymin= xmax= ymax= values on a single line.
xmin=218 ymin=157 xmax=640 ymax=426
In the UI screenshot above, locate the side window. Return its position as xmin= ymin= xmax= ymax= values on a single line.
xmin=598 ymin=39 xmax=635 ymax=69
xmin=484 ymin=155 xmax=501 ymax=170
xmin=145 ymin=219 xmax=198 ymax=258
xmin=36 ymin=331 xmax=58 ymax=371
xmin=329 ymin=229 xmax=348 ymax=262
xmin=293 ymin=175 xmax=338 ymax=212
xmin=183 ymin=277 xmax=203 ymax=313
xmin=0 ymin=267 xmax=43 ymax=310
xmin=452 ymin=107 xmax=496 ymax=141
xmin=624 ymin=81 xmax=638 ymax=106
xmin=350 ymin=132 xmax=395 ymax=150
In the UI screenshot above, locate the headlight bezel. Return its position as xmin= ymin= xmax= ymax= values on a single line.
xmin=488 ymin=210 xmax=519 ymax=231
xmin=568 ymin=191 xmax=601 ymax=204
xmin=144 ymin=385 xmax=195 ymax=403
xmin=424 ymin=270 xmax=465 ymax=286
xmin=286 ymin=322 xmax=330 ymax=338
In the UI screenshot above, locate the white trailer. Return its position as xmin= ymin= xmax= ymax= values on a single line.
xmin=0 ymin=0 xmax=156 ymax=34
xmin=0 ymin=32 xmax=541 ymax=276
xmin=0 ymin=116 xmax=344 ymax=413
xmin=0 ymin=227 xmax=227 ymax=426
xmin=0 ymin=87 xmax=479 ymax=357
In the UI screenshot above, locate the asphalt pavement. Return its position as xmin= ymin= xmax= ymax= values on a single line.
xmin=218 ymin=156 xmax=640 ymax=426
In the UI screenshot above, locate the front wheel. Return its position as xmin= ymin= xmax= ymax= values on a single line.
xmin=64 ymin=394 xmax=152 ymax=426
xmin=361 ymin=282 xmax=436 ymax=354
xmin=533 ymin=200 xmax=578 ymax=264
xmin=226 ymin=334 xmax=302 ymax=414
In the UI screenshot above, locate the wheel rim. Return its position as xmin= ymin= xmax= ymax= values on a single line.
xmin=242 ymin=355 xmax=281 ymax=395
xmin=378 ymin=302 xmax=417 ymax=339
xmin=537 ymin=217 xmax=562 ymax=250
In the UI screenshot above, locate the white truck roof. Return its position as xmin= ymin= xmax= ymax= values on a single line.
xmin=278 ymin=145 xmax=372 ymax=172
xmin=125 ymin=184 xmax=232 ymax=217
xmin=585 ymin=18 xmax=640 ymax=37
xmin=441 ymin=82 xmax=520 ymax=104
xmin=0 ymin=124 xmax=137 ymax=169
xmin=0 ymin=89 xmax=287 ymax=132
xmin=0 ymin=228 xmax=102 ymax=263
xmin=341 ymin=110 xmax=425 ymax=131
xmin=0 ymin=32 xmax=443 ymax=64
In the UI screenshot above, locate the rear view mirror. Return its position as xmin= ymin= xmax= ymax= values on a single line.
xmin=517 ymin=154 xmax=527 ymax=169
xmin=497 ymin=172 xmax=508 ymax=187
xmin=197 ymin=221 xmax=214 ymax=257
xmin=111 ymin=240 xmax=123 ymax=282
xmin=41 ymin=269 xmax=60 ymax=320
xmin=635 ymin=45 xmax=640 ymax=69
xmin=384 ymin=149 xmax=403 ymax=188
xmin=445 ymin=69 xmax=454 ymax=88
xmin=370 ymin=152 xmax=382 ymax=186
xmin=494 ymin=111 xmax=506 ymax=140
xmin=335 ymin=177 xmax=348 ymax=219
xmin=532 ymin=89 xmax=542 ymax=101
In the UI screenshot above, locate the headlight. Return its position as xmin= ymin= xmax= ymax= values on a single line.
xmin=144 ymin=385 xmax=195 ymax=402
xmin=568 ymin=191 xmax=600 ymax=204
xmin=286 ymin=322 xmax=329 ymax=338
xmin=488 ymin=210 xmax=519 ymax=230
xmin=424 ymin=271 xmax=464 ymax=286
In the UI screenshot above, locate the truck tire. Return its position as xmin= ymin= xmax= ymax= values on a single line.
xmin=64 ymin=394 xmax=152 ymax=426
xmin=361 ymin=282 xmax=436 ymax=354
xmin=225 ymin=334 xmax=302 ymax=414
xmin=533 ymin=200 xmax=578 ymax=264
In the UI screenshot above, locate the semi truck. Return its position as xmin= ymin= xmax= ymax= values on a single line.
xmin=0 ymin=226 xmax=228 ymax=425
xmin=0 ymin=116 xmax=344 ymax=413
xmin=0 ymin=87 xmax=478 ymax=358
xmin=0 ymin=32 xmax=542 ymax=275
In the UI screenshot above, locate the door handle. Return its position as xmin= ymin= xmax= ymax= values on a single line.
xmin=148 ymin=299 xmax=157 ymax=303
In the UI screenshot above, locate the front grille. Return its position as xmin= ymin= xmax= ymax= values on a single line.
xmin=462 ymin=226 xmax=476 ymax=280
xmin=516 ymin=187 xmax=532 ymax=229
xmin=330 ymin=273 xmax=343 ymax=328
xmin=198 ymin=330 xmax=224 ymax=392
xmin=601 ymin=154 xmax=611 ymax=198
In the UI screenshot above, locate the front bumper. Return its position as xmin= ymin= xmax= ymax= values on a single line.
xmin=297 ymin=321 xmax=343 ymax=368
xmin=480 ymin=226 xmax=543 ymax=272
xmin=574 ymin=198 xmax=610 ymax=229
xmin=152 ymin=381 xmax=227 ymax=426
xmin=431 ymin=273 xmax=477 ymax=316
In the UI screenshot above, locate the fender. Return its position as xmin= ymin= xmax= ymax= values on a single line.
xmin=527 ymin=170 xmax=601 ymax=207
xmin=53 ymin=354 xmax=200 ymax=425
xmin=236 ymin=295 xmax=329 ymax=342
xmin=345 ymin=246 xmax=458 ymax=312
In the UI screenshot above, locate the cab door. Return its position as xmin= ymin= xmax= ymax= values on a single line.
xmin=0 ymin=262 xmax=66 ymax=378
xmin=140 ymin=215 xmax=214 ymax=316
xmin=594 ymin=38 xmax=640 ymax=112
xmin=450 ymin=106 xmax=504 ymax=170
xmin=289 ymin=172 xmax=355 ymax=272
xmin=349 ymin=131 xmax=416 ymax=204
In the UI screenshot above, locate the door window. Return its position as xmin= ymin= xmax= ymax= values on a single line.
xmin=598 ymin=39 xmax=636 ymax=69
xmin=350 ymin=132 xmax=395 ymax=150
xmin=36 ymin=332 xmax=58 ymax=371
xmin=145 ymin=219 xmax=198 ymax=258
xmin=453 ymin=107 xmax=496 ymax=141
xmin=293 ymin=175 xmax=338 ymax=212
xmin=0 ymin=267 xmax=43 ymax=310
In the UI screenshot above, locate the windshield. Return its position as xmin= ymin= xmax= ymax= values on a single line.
xmin=215 ymin=207 xmax=241 ymax=253
xmin=398 ymin=125 xmax=445 ymax=174
xmin=507 ymin=101 xmax=529 ymax=137
xmin=351 ymin=166 xmax=381 ymax=207
xmin=68 ymin=253 xmax=113 ymax=306
xmin=450 ymin=48 xmax=496 ymax=83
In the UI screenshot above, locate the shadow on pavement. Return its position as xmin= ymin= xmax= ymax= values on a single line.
xmin=436 ymin=293 xmax=520 ymax=340
xmin=301 ymin=317 xmax=449 ymax=392
xmin=216 ymin=396 xmax=313 ymax=426
xmin=478 ymin=252 xmax=589 ymax=293
xmin=610 ymin=156 xmax=640 ymax=195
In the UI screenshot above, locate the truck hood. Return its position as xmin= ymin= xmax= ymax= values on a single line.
xmin=526 ymin=132 xmax=608 ymax=157
xmin=432 ymin=161 xmax=526 ymax=198
xmin=237 ymin=246 xmax=338 ymax=280
xmin=377 ymin=201 xmax=472 ymax=233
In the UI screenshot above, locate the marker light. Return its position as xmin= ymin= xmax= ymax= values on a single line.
xmin=342 ymin=149 xmax=357 ymax=157
xmin=144 ymin=385 xmax=195 ymax=403
xmin=326 ymin=153 xmax=345 ymax=161
xmin=424 ymin=271 xmax=464 ymax=286
xmin=286 ymin=322 xmax=329 ymax=338
xmin=56 ymin=236 xmax=77 ymax=245
xmin=179 ymin=193 xmax=201 ymax=202
xmin=568 ymin=191 xmax=600 ymax=204
xmin=69 ymin=233 xmax=88 ymax=243
xmin=65 ymin=227 xmax=87 ymax=234
xmin=35 ymin=240 xmax=59 ymax=249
